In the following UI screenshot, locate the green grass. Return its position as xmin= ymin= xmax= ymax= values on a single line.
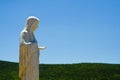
xmin=0 ymin=60 xmax=120 ymax=80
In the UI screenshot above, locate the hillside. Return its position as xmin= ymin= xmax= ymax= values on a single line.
xmin=0 ymin=61 xmax=120 ymax=80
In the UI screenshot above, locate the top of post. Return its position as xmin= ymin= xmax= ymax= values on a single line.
xmin=27 ymin=16 xmax=40 ymax=22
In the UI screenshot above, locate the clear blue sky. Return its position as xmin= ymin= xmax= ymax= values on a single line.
xmin=0 ymin=0 xmax=120 ymax=64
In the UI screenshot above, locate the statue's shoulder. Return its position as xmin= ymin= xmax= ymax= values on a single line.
xmin=20 ymin=29 xmax=28 ymax=36
xmin=20 ymin=30 xmax=29 ymax=44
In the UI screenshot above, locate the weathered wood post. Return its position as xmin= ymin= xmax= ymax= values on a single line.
xmin=19 ymin=16 xmax=46 ymax=80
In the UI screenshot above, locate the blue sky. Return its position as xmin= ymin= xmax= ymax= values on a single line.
xmin=0 ymin=0 xmax=120 ymax=64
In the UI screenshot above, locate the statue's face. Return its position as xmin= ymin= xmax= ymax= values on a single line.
xmin=31 ymin=20 xmax=39 ymax=32
xmin=26 ymin=16 xmax=40 ymax=32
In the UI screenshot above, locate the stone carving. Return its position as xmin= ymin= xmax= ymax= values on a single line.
xmin=19 ymin=16 xmax=46 ymax=80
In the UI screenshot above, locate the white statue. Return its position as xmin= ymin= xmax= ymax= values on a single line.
xmin=19 ymin=16 xmax=46 ymax=80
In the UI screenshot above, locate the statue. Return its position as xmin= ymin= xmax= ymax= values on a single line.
xmin=19 ymin=16 xmax=46 ymax=80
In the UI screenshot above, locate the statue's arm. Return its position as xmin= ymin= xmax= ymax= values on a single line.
xmin=24 ymin=41 xmax=33 ymax=45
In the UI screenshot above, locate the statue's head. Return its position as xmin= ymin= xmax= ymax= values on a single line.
xmin=26 ymin=16 xmax=40 ymax=32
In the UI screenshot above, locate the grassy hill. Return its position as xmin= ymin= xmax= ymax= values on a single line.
xmin=0 ymin=61 xmax=120 ymax=80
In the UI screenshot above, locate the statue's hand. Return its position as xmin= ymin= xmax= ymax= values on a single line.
xmin=39 ymin=46 xmax=46 ymax=50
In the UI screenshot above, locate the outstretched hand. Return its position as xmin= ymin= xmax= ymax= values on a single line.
xmin=39 ymin=46 xmax=46 ymax=50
